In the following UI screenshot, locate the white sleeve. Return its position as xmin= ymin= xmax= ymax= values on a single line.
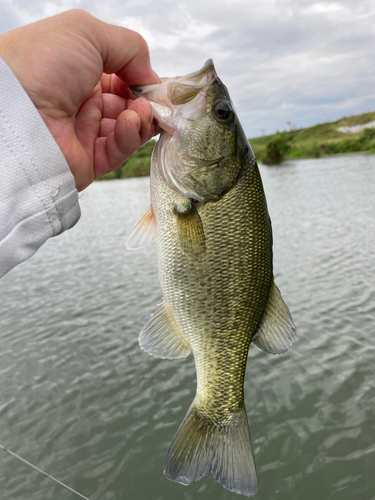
xmin=0 ymin=58 xmax=81 ymax=278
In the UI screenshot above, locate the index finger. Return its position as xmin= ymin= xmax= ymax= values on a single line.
xmin=100 ymin=73 xmax=134 ymax=99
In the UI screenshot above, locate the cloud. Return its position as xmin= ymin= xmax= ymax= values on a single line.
xmin=0 ymin=1 xmax=23 ymax=32
xmin=1 ymin=0 xmax=374 ymax=136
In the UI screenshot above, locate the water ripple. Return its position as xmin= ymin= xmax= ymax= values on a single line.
xmin=0 ymin=158 xmax=375 ymax=499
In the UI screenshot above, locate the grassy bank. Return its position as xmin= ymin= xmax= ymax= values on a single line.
xmin=98 ymin=139 xmax=156 ymax=180
xmin=99 ymin=111 xmax=375 ymax=179
xmin=250 ymin=111 xmax=375 ymax=164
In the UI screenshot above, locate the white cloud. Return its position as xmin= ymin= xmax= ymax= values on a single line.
xmin=1 ymin=0 xmax=374 ymax=136
xmin=303 ymin=2 xmax=345 ymax=14
xmin=118 ymin=13 xmax=217 ymax=52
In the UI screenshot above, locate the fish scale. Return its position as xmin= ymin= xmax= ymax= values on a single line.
xmin=127 ymin=59 xmax=296 ymax=497
xmin=153 ymin=150 xmax=271 ymax=452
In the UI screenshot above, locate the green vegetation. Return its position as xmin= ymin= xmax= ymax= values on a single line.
xmin=98 ymin=139 xmax=156 ymax=180
xmin=262 ymin=133 xmax=293 ymax=164
xmin=250 ymin=111 xmax=375 ymax=164
xmin=98 ymin=111 xmax=375 ymax=180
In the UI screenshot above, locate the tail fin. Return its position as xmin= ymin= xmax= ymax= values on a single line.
xmin=164 ymin=402 xmax=258 ymax=498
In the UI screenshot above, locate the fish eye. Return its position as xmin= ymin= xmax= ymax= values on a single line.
xmin=213 ymin=101 xmax=233 ymax=123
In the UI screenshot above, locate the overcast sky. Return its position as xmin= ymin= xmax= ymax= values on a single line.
xmin=1 ymin=0 xmax=375 ymax=137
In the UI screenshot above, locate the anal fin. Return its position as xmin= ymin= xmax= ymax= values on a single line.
xmin=253 ymin=280 xmax=296 ymax=354
xmin=139 ymin=300 xmax=191 ymax=359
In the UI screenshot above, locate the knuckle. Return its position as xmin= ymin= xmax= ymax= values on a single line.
xmin=131 ymin=31 xmax=150 ymax=55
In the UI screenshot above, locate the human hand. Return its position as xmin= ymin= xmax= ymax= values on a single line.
xmin=0 ymin=9 xmax=159 ymax=191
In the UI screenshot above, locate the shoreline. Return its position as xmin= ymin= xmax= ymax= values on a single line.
xmin=283 ymin=150 xmax=371 ymax=162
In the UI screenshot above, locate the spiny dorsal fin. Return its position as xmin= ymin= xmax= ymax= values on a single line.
xmin=252 ymin=280 xmax=296 ymax=354
xmin=126 ymin=205 xmax=155 ymax=250
xmin=139 ymin=300 xmax=191 ymax=359
xmin=175 ymin=203 xmax=205 ymax=253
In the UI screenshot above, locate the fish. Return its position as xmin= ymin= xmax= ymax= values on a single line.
xmin=126 ymin=60 xmax=296 ymax=497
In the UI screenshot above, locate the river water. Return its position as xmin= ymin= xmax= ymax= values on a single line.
xmin=0 ymin=154 xmax=374 ymax=500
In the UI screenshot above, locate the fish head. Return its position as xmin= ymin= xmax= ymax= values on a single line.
xmin=132 ymin=60 xmax=254 ymax=201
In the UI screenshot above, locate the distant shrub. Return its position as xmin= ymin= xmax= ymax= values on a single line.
xmin=323 ymin=128 xmax=375 ymax=155
xmin=287 ymin=141 xmax=321 ymax=159
xmin=324 ymin=139 xmax=362 ymax=155
xmin=263 ymin=133 xmax=293 ymax=164
xmin=362 ymin=128 xmax=375 ymax=141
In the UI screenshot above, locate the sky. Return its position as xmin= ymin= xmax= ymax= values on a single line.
xmin=1 ymin=0 xmax=375 ymax=137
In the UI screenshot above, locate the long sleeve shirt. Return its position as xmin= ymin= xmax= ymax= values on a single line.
xmin=0 ymin=57 xmax=81 ymax=278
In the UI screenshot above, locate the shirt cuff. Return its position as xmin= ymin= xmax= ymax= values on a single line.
xmin=0 ymin=57 xmax=81 ymax=277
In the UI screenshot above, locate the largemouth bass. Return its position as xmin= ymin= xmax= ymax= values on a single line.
xmin=127 ymin=60 xmax=296 ymax=498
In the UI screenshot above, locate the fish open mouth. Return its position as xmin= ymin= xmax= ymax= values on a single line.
xmin=130 ymin=59 xmax=215 ymax=98
xmin=130 ymin=59 xmax=217 ymax=111
xmin=130 ymin=60 xmax=217 ymax=137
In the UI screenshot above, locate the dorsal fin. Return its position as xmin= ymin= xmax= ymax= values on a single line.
xmin=139 ymin=300 xmax=191 ymax=359
xmin=126 ymin=205 xmax=155 ymax=250
xmin=253 ymin=280 xmax=296 ymax=354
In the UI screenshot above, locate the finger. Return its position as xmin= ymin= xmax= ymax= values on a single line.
xmin=94 ymin=98 xmax=154 ymax=178
xmin=99 ymin=96 xmax=155 ymax=144
xmin=94 ymin=109 xmax=141 ymax=178
xmin=101 ymin=93 xmax=128 ymax=119
xmin=75 ymin=84 xmax=102 ymax=153
xmin=127 ymin=98 xmax=154 ymax=145
xmin=99 ymin=118 xmax=116 ymax=137
xmin=100 ymin=74 xmax=134 ymax=99
xmin=81 ymin=11 xmax=160 ymax=86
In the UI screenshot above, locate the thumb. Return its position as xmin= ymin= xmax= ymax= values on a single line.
xmin=72 ymin=9 xmax=159 ymax=86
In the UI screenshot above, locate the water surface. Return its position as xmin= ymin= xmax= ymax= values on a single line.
xmin=0 ymin=154 xmax=374 ymax=500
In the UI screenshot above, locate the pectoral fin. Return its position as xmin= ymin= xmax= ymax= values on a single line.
xmin=139 ymin=300 xmax=191 ymax=359
xmin=175 ymin=203 xmax=205 ymax=253
xmin=126 ymin=206 xmax=155 ymax=250
xmin=253 ymin=280 xmax=296 ymax=354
